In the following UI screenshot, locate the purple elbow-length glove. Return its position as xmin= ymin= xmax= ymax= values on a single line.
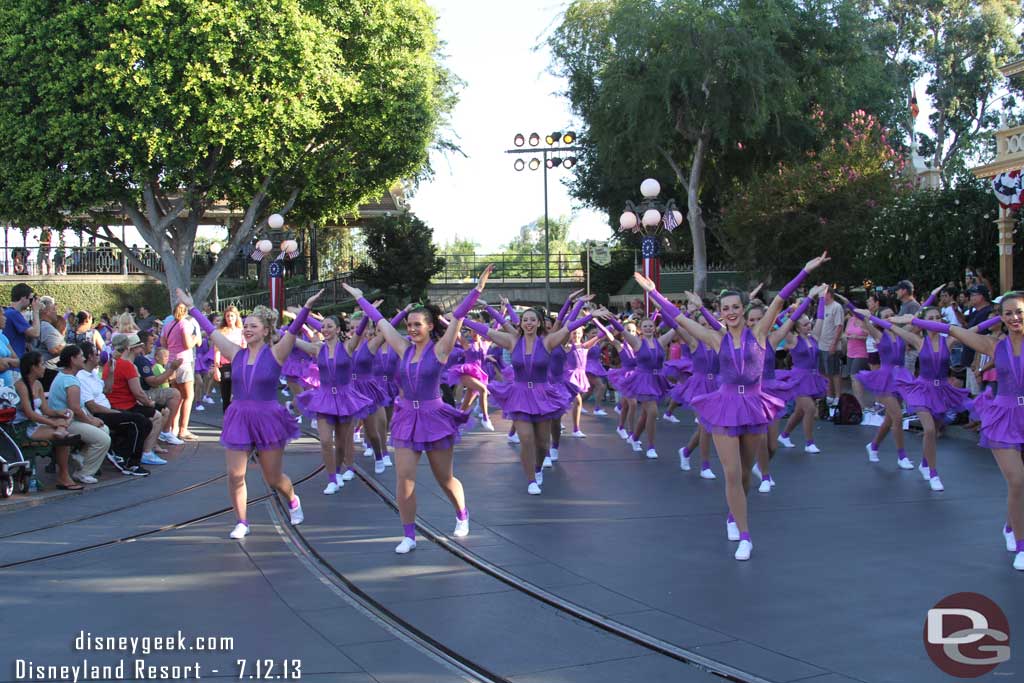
xmin=700 ymin=307 xmax=723 ymax=332
xmin=462 ymin=319 xmax=491 ymax=336
xmin=452 ymin=289 xmax=481 ymax=320
xmin=911 ymin=318 xmax=950 ymax=334
xmin=778 ymin=269 xmax=810 ymax=301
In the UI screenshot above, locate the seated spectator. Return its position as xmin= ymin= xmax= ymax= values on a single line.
xmin=5 ymin=283 xmax=41 ymax=356
xmin=48 ymin=345 xmax=111 ymax=485
xmin=105 ymin=333 xmax=168 ymax=466
xmin=13 ymin=352 xmax=80 ymax=489
xmin=76 ymin=342 xmax=151 ymax=477
xmin=67 ymin=311 xmax=105 ymax=350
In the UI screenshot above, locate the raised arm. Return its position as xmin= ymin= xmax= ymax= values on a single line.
xmin=177 ymin=289 xmax=243 ymax=362
xmin=435 ymin=265 xmax=493 ymax=360
xmin=884 ymin=315 xmax=925 ymax=350
xmin=758 ymin=252 xmax=830 ymax=341
xmin=342 ymin=285 xmax=410 ymax=357
xmin=271 ymin=289 xmax=324 ymax=365
xmin=545 ymin=307 xmax=606 ymax=350
xmin=948 ymin=318 xmax=1001 ymax=358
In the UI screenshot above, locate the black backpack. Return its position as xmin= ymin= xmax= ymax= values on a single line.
xmin=832 ymin=393 xmax=863 ymax=425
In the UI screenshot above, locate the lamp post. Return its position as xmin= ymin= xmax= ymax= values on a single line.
xmin=506 ymin=131 xmax=580 ymax=309
xmin=618 ymin=179 xmax=683 ymax=315
xmin=209 ymin=242 xmax=222 ymax=311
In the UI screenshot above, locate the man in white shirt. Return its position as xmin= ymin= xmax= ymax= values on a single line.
xmin=76 ymin=343 xmax=151 ymax=477
xmin=817 ymin=288 xmax=845 ymax=406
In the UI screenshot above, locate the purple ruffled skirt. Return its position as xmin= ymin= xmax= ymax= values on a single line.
xmin=586 ymin=360 xmax=608 ymax=377
xmin=976 ymin=393 xmax=1024 ymax=449
xmin=856 ymin=364 xmax=910 ymax=399
xmin=491 ymin=380 xmax=566 ymax=422
xmin=895 ymin=376 xmax=969 ymax=419
xmin=282 ymin=355 xmax=320 ymax=389
xmin=690 ymin=384 xmax=785 ymax=436
xmin=773 ymin=368 xmax=827 ymax=400
xmin=662 ymin=358 xmax=693 ymax=382
xmin=445 ymin=362 xmax=489 ymax=386
xmin=607 ymin=368 xmax=633 ymax=396
xmin=295 ymin=383 xmax=376 ymax=424
xmin=195 ymin=349 xmax=214 ymax=374
xmin=670 ymin=373 xmax=717 ymax=407
xmin=391 ymin=397 xmax=470 ymax=452
xmin=352 ymin=377 xmax=387 ymax=411
xmin=221 ymin=400 xmax=301 ymax=451
xmin=762 ymin=375 xmax=801 ymax=402
xmin=567 ymin=367 xmax=590 ymax=394
xmin=619 ymin=370 xmax=670 ymax=402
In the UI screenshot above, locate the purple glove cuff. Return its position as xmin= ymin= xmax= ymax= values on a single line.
xmin=869 ymin=315 xmax=892 ymax=330
xmin=567 ymin=314 xmax=594 ymax=332
xmin=483 ymin=305 xmax=506 ymax=325
xmin=778 ymin=269 xmax=809 ymax=300
xmin=287 ymin=307 xmax=310 ymax=336
xmin=700 ymin=307 xmax=722 ymax=331
xmin=791 ymin=297 xmax=812 ymax=322
xmin=463 ymin=319 xmax=491 ymax=336
xmin=815 ymin=297 xmax=826 ymax=320
xmin=356 ymin=298 xmax=384 ymax=324
xmin=607 ymin=318 xmax=624 ymax=332
xmin=922 ymin=292 xmax=938 ymax=308
xmin=189 ymin=307 xmax=215 ymax=336
xmin=505 ymin=303 xmax=520 ymax=325
xmin=390 ymin=309 xmax=408 ymax=327
xmin=354 ymin=316 xmax=369 ymax=337
xmin=978 ymin=316 xmax=1002 ymax=332
xmin=307 ymin=317 xmax=323 ymax=332
xmin=453 ymin=288 xmax=481 ymax=319
xmin=649 ymin=289 xmax=682 ymax=320
xmin=912 ymin=318 xmax=950 ymax=334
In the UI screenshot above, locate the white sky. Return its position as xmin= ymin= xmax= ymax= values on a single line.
xmin=407 ymin=0 xmax=613 ymax=252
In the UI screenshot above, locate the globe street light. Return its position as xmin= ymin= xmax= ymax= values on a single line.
xmin=618 ymin=179 xmax=682 ymax=314
xmin=506 ymin=130 xmax=580 ymax=308
xmin=209 ymin=241 xmax=223 ymax=311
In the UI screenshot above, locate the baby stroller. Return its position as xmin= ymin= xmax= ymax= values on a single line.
xmin=0 ymin=389 xmax=30 ymax=497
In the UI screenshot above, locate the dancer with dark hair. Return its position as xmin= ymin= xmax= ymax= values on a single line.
xmin=175 ymin=287 xmax=322 ymax=539
xmin=671 ymin=306 xmax=721 ymax=479
xmin=605 ymin=319 xmax=639 ymax=441
xmin=941 ymin=292 xmax=1024 ymax=570
xmin=775 ymin=286 xmax=830 ymax=453
xmin=292 ymin=315 xmax=376 ymax=491
xmin=343 ymin=267 xmax=491 ymax=552
xmin=583 ymin=329 xmax=610 ymax=416
xmin=445 ymin=311 xmax=496 ymax=431
xmin=616 ymin=314 xmax=675 ymax=459
xmin=636 ymin=252 xmax=829 ymax=561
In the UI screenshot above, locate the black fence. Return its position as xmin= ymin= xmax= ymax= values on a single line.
xmin=435 ymin=253 xmax=585 ymax=284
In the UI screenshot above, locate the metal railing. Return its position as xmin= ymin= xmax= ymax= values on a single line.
xmin=217 ymin=273 xmax=354 ymax=313
xmin=434 ymin=253 xmax=585 ymax=284
xmin=0 ymin=244 xmax=259 ymax=279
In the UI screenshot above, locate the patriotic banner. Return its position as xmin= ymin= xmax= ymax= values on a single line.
xmin=992 ymin=169 xmax=1023 ymax=209
xmin=251 ymin=246 xmax=266 ymax=262
xmin=641 ymin=235 xmax=660 ymax=315
xmin=268 ymin=257 xmax=285 ymax=312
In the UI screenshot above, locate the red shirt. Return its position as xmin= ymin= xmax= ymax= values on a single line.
xmin=103 ymin=358 xmax=140 ymax=410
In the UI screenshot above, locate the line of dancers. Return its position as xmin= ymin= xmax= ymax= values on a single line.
xmin=174 ymin=255 xmax=1024 ymax=570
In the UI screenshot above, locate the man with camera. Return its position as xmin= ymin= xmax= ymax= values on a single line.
xmin=4 ymin=283 xmax=42 ymax=357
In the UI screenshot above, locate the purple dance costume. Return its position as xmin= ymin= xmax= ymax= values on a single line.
xmin=489 ymin=336 xmax=566 ymax=422
xmin=546 ymin=344 xmax=575 ymax=414
xmin=391 ymin=341 xmax=470 ymax=452
xmin=221 ymin=346 xmax=302 ymax=451
xmin=607 ymin=345 xmax=637 ymax=397
xmin=566 ymin=343 xmax=591 ymax=394
xmin=760 ymin=344 xmax=800 ymax=401
xmin=373 ymin=345 xmax=401 ymax=404
xmin=775 ymin=336 xmax=827 ymax=400
xmin=281 ymin=331 xmax=320 ymax=389
xmin=976 ymin=337 xmax=1024 ymax=450
xmin=619 ymin=339 xmax=671 ymax=402
xmin=855 ymin=332 xmax=910 ymax=399
xmin=295 ymin=342 xmax=376 ymax=424
xmin=445 ymin=340 xmax=490 ymax=386
xmin=896 ymin=338 xmax=969 ymax=420
xmin=670 ymin=341 xmax=718 ymax=406
xmin=585 ymin=344 xmax=607 ymax=377
xmin=352 ymin=342 xmax=388 ymax=410
xmin=689 ymin=328 xmax=784 ymax=436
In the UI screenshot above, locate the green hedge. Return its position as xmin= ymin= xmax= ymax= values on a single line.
xmin=19 ymin=281 xmax=171 ymax=317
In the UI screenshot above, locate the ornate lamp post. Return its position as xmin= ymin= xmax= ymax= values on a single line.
xmin=209 ymin=242 xmax=222 ymax=311
xmin=618 ymin=178 xmax=683 ymax=314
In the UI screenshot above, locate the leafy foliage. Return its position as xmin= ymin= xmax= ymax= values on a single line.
xmin=354 ymin=213 xmax=444 ymax=307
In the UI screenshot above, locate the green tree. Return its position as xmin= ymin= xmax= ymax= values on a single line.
xmin=354 ymin=213 xmax=444 ymax=307
xmin=549 ymin=0 xmax=901 ymax=293
xmin=0 ymin=0 xmax=455 ymax=305
xmin=500 ymin=215 xmax=582 ymax=279
xmin=868 ymin=0 xmax=1019 ymax=183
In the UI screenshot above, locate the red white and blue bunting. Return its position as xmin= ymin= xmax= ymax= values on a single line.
xmin=992 ymin=170 xmax=1023 ymax=209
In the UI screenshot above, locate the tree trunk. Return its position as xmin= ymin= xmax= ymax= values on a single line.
xmin=687 ymin=131 xmax=710 ymax=295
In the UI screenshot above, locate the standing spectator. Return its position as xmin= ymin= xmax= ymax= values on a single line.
xmin=939 ymin=287 xmax=963 ymax=326
xmin=0 ymin=309 xmax=20 ymax=387
xmin=37 ymin=228 xmax=52 ymax=275
xmin=76 ymin=342 xmax=150 ymax=476
xmin=36 ymin=295 xmax=66 ymax=390
xmin=895 ymin=280 xmax=920 ymax=371
xmin=844 ymin=309 xmax=870 ymax=407
xmin=5 ymin=283 xmax=42 ymax=356
xmin=213 ymin=305 xmax=245 ymax=412
xmin=817 ymin=287 xmax=845 ymax=407
xmin=67 ymin=311 xmax=105 ymax=351
xmin=136 ymin=305 xmax=157 ymax=332
xmin=135 ymin=330 xmax=184 ymax=445
xmin=48 ymin=345 xmax=110 ymax=485
xmin=104 ymin=333 xmax=166 ymax=465
xmin=962 ymin=284 xmax=995 ymax=384
xmin=161 ymin=303 xmax=199 ymax=441
xmin=54 ymin=237 xmax=67 ymax=275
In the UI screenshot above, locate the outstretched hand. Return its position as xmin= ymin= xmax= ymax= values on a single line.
xmin=341 ymin=282 xmax=363 ymax=299
xmin=683 ymin=290 xmax=702 ymax=308
xmin=890 ymin=314 xmax=914 ymax=325
xmin=475 ymin=264 xmax=495 ymax=291
xmin=804 ymin=251 xmax=830 ymax=273
xmin=175 ymin=288 xmax=194 ymax=308
xmin=304 ymin=289 xmax=325 ymax=309
xmin=633 ymin=272 xmax=656 ymax=292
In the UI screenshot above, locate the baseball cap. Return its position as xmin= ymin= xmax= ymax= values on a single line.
xmin=967 ymin=284 xmax=990 ymax=299
xmin=895 ymin=280 xmax=914 ymax=292
xmin=110 ymin=333 xmax=142 ymax=351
